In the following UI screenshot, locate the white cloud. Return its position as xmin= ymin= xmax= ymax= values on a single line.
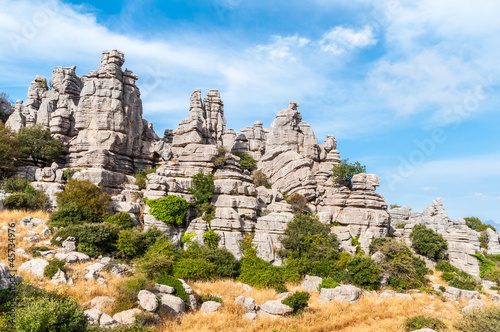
xmin=252 ymin=35 xmax=310 ymax=62
xmin=319 ymin=25 xmax=376 ymax=55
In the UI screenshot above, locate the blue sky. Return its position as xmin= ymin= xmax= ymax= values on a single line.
xmin=1 ymin=0 xmax=500 ymax=227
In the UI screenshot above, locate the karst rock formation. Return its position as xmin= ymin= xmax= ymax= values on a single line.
xmin=4 ymin=50 xmax=498 ymax=274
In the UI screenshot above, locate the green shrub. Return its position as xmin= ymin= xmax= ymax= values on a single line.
xmin=368 ymin=237 xmax=392 ymax=254
xmin=275 ymin=284 xmax=288 ymax=294
xmin=156 ymin=274 xmax=188 ymax=301
xmin=239 ymin=256 xmax=285 ymax=289
xmin=281 ymin=292 xmax=310 ymax=314
xmin=439 ymin=285 xmax=446 ymax=292
xmin=472 ymin=253 xmax=496 ymax=278
xmin=347 ymin=255 xmax=381 ymax=290
xmin=187 ymin=172 xmax=215 ymax=206
xmin=70 ymin=223 xmax=120 ymax=257
xmin=48 ymin=203 xmax=94 ymax=228
xmin=479 ymin=231 xmax=489 ymax=249
xmin=251 ymin=170 xmax=271 ymax=188
xmin=114 ymin=276 xmax=154 ymax=314
xmin=51 ymin=225 xmax=84 ymax=246
xmin=390 ymin=204 xmax=401 ymax=209
xmin=1 ymin=176 xmax=49 ymax=211
xmin=465 ymin=216 xmax=496 ymax=232
xmin=441 ymin=272 xmax=455 ymax=282
xmin=436 ymin=260 xmax=459 ymax=273
xmin=318 ymin=278 xmax=340 ymax=291
xmin=331 ymin=158 xmax=366 ymax=188
xmin=403 ymin=315 xmax=447 ymax=331
xmin=203 ymin=229 xmax=220 ymax=250
xmin=105 ymin=212 xmax=135 ymax=230
xmin=199 ymin=202 xmax=215 ymax=223
xmin=279 ymin=214 xmax=339 ymax=277
xmin=56 ymin=179 xmax=111 ymax=223
xmin=449 ymin=271 xmax=480 ymax=291
xmin=146 ymin=195 xmax=190 ymax=226
xmin=17 ymin=124 xmax=64 ymax=167
xmin=173 ymin=258 xmax=217 ymax=281
xmin=117 ymin=228 xmax=144 ymax=257
xmin=395 ymin=222 xmax=406 ymax=229
xmin=62 ymin=168 xmax=80 ymax=181
xmin=182 ymin=242 xmax=239 ymax=279
xmin=285 ymin=193 xmax=310 ymax=214
xmin=484 ymin=268 xmax=500 ymax=286
xmin=410 ymin=224 xmax=448 ymax=260
xmin=198 ymin=294 xmax=223 ymax=304
xmin=0 ymin=122 xmax=20 ymax=176
xmin=454 ymin=306 xmax=500 ymax=332
xmin=232 ymin=151 xmax=256 ymax=170
xmin=44 ymin=259 xmax=66 ymax=279
xmin=213 ymin=146 xmax=230 ymax=168
xmin=135 ymin=237 xmax=178 ymax=279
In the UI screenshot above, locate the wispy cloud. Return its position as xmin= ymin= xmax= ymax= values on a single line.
xmin=319 ymin=25 xmax=377 ymax=55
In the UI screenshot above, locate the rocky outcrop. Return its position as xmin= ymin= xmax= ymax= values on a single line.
xmin=389 ymin=198 xmax=481 ymax=276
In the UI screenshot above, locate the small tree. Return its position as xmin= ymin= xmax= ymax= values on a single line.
xmin=145 ymin=195 xmax=190 ymax=226
xmin=232 ymin=151 xmax=256 ymax=170
xmin=17 ymin=124 xmax=64 ymax=167
xmin=347 ymin=255 xmax=381 ymax=290
xmin=331 ymin=158 xmax=366 ymax=188
xmin=188 ymin=172 xmax=215 ymax=206
xmin=0 ymin=122 xmax=20 ymax=176
xmin=410 ymin=224 xmax=448 ymax=260
xmin=464 ymin=216 xmax=496 ymax=232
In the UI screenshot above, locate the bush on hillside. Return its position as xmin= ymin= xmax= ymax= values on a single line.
xmin=48 ymin=203 xmax=93 ymax=227
xmin=44 ymin=259 xmax=66 ymax=279
xmin=472 ymin=253 xmax=496 ymax=278
xmin=187 ymin=171 xmax=215 ymax=206
xmin=404 ymin=315 xmax=447 ymax=331
xmin=449 ymin=271 xmax=480 ymax=291
xmin=51 ymin=223 xmax=120 ymax=256
xmin=181 ymin=242 xmax=239 ymax=279
xmin=17 ymin=124 xmax=64 ymax=167
xmin=145 ymin=195 xmax=190 ymax=226
xmin=173 ymin=258 xmax=217 ymax=281
xmin=134 ymin=168 xmax=157 ymax=190
xmin=232 ymin=150 xmax=256 ymax=170
xmin=105 ymin=212 xmax=135 ymax=230
xmin=318 ymin=278 xmax=340 ymax=291
xmin=410 ymin=224 xmax=448 ymax=260
xmin=436 ymin=260 xmax=459 ymax=273
xmin=135 ymin=237 xmax=178 ymax=279
xmin=0 ymin=122 xmax=19 ymax=176
xmin=213 ymin=146 xmax=230 ymax=168
xmin=203 ymin=229 xmax=220 ymax=250
xmin=251 ymin=170 xmax=271 ymax=188
xmin=454 ymin=306 xmax=500 ymax=332
xmin=464 ymin=216 xmax=496 ymax=232
xmin=55 ymin=178 xmax=111 ymax=223
xmin=331 ymin=158 xmax=366 ymax=188
xmin=347 ymin=255 xmax=381 ymax=290
xmin=114 ymin=276 xmax=155 ymax=314
xmin=156 ymin=274 xmax=188 ymax=301
xmin=285 ymin=193 xmax=310 ymax=214
xmin=198 ymin=294 xmax=223 ymax=304
xmin=1 ymin=176 xmax=49 ymax=211
xmin=281 ymin=292 xmax=310 ymax=314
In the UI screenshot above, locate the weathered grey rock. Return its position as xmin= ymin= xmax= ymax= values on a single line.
xmin=51 ymin=269 xmax=67 ymax=285
xmin=112 ymin=308 xmax=142 ymax=325
xmin=378 ymin=291 xmax=393 ymax=299
xmin=185 ymin=294 xmax=198 ymax=310
xmin=486 ymin=228 xmax=500 ymax=255
xmin=55 ymin=251 xmax=90 ymax=264
xmin=18 ymin=259 xmax=49 ymax=278
xmin=155 ymin=283 xmax=175 ymax=294
xmin=88 ymin=296 xmax=115 ymax=312
xmin=62 ymin=237 xmax=76 ymax=253
xmin=260 ymin=300 xmax=293 ymax=315
xmin=235 ymin=295 xmax=258 ymax=312
xmin=200 ymin=301 xmax=222 ymax=312
xmin=461 ymin=299 xmax=485 ymax=314
xmin=443 ymin=287 xmax=462 ymax=301
xmin=302 ymin=275 xmax=323 ymax=292
xmin=319 ymin=285 xmax=362 ymax=304
xmin=85 ymin=263 xmax=105 ymax=274
xmin=99 ymin=313 xmax=116 ymax=327
xmin=138 ymin=290 xmax=158 ymax=312
xmin=85 ymin=270 xmax=102 ymax=281
xmin=395 ymin=293 xmax=413 ymax=299
xmin=84 ymin=309 xmax=102 ymax=325
xmin=0 ymin=263 xmax=21 ymax=289
xmin=159 ymin=294 xmax=185 ymax=316
xmin=178 ymin=279 xmax=193 ymax=294
xmin=482 ymin=280 xmax=497 ymax=289
xmin=41 ymin=228 xmax=52 ymax=236
xmin=243 ymin=312 xmax=257 ymax=320
xmin=23 ymin=236 xmax=39 ymax=243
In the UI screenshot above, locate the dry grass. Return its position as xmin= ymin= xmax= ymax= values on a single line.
xmin=160 ymin=280 xmax=469 ymax=332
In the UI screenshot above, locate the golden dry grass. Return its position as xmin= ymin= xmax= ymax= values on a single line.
xmin=159 ymin=279 xmax=474 ymax=332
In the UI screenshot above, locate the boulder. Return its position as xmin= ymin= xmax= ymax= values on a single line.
xmin=319 ymin=285 xmax=362 ymax=304
xmin=112 ymin=308 xmax=142 ymax=325
xmin=260 ymin=300 xmax=293 ymax=315
xmin=302 ymin=275 xmax=323 ymax=292
xmin=84 ymin=309 xmax=102 ymax=325
xmin=50 ymin=269 xmax=67 ymax=284
xmin=18 ymin=259 xmax=49 ymax=278
xmin=155 ymin=283 xmax=175 ymax=294
xmin=159 ymin=294 xmax=185 ymax=316
xmin=138 ymin=290 xmax=158 ymax=312
xmin=88 ymin=296 xmax=115 ymax=312
xmin=200 ymin=301 xmax=222 ymax=312
xmin=461 ymin=299 xmax=485 ymax=314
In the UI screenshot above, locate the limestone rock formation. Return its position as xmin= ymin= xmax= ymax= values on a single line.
xmin=389 ymin=198 xmax=481 ymax=276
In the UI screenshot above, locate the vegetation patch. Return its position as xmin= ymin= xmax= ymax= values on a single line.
xmin=232 ymin=150 xmax=256 ymax=170
xmin=157 ymin=274 xmax=189 ymax=301
xmin=331 ymin=158 xmax=366 ymax=188
xmin=403 ymin=315 xmax=447 ymax=331
xmin=410 ymin=224 xmax=448 ymax=260
xmin=44 ymin=258 xmax=66 ymax=279
xmin=145 ymin=195 xmax=190 ymax=226
xmin=455 ymin=306 xmax=500 ymax=332
xmin=281 ymin=292 xmax=310 ymax=314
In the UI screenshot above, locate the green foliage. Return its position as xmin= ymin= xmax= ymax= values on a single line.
xmin=281 ymin=292 xmax=310 ymax=314
xmin=105 ymin=212 xmax=135 ymax=230
xmin=145 ymin=195 xmax=190 ymax=226
xmin=331 ymin=158 xmax=366 ymax=188
xmin=454 ymin=306 xmax=500 ymax=332
xmin=114 ymin=275 xmax=154 ymax=314
xmin=17 ymin=124 xmax=64 ymax=167
xmin=181 ymin=242 xmax=240 ymax=279
xmin=135 ymin=237 xmax=178 ymax=279
xmin=285 ymin=193 xmax=310 ymax=214
xmin=213 ymin=146 xmax=230 ymax=168
xmin=465 ymin=216 xmax=496 ymax=232
xmin=279 ymin=214 xmax=339 ymax=277
xmin=55 ymin=178 xmax=111 ymax=223
xmin=410 ymin=224 xmax=448 ymax=260
xmin=62 ymin=168 xmax=80 ymax=181
xmin=275 ymin=284 xmax=289 ymax=294
xmin=187 ymin=172 xmax=215 ymax=206
xmin=198 ymin=294 xmax=223 ymax=304
xmin=134 ymin=168 xmax=157 ymax=190
xmin=395 ymin=222 xmax=407 ymax=229
xmin=347 ymin=255 xmax=381 ymax=290
xmin=181 ymin=232 xmax=196 ymax=245
xmin=472 ymin=253 xmax=496 ymax=278
xmin=44 ymin=259 xmax=66 ymax=279
xmin=48 ymin=203 xmax=93 ymax=228
xmin=117 ymin=228 xmax=144 ymax=257
xmin=441 ymin=272 xmax=455 ymax=281
xmin=199 ymin=202 xmax=215 ymax=223
xmin=479 ymin=231 xmax=489 ymax=249
xmin=173 ymin=258 xmax=217 ymax=281
xmin=203 ymin=229 xmax=220 ymax=250
xmin=50 ymin=225 xmax=83 ymax=246
xmin=448 ymin=271 xmax=480 ymax=290
xmin=484 ymin=268 xmax=500 ymax=286
xmin=390 ymin=204 xmax=401 ymax=209
xmin=368 ymin=237 xmax=392 ymax=254
xmin=0 ymin=122 xmax=19 ymax=176
xmin=232 ymin=151 xmax=256 ymax=170
xmin=403 ymin=315 xmax=447 ymax=331
xmin=318 ymin=278 xmax=340 ymax=291
xmin=156 ymin=274 xmax=188 ymax=301
xmin=251 ymin=170 xmax=271 ymax=189
xmin=51 ymin=223 xmax=120 ymax=256
xmin=1 ymin=176 xmax=49 ymax=211
xmin=436 ymin=260 xmax=459 ymax=273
